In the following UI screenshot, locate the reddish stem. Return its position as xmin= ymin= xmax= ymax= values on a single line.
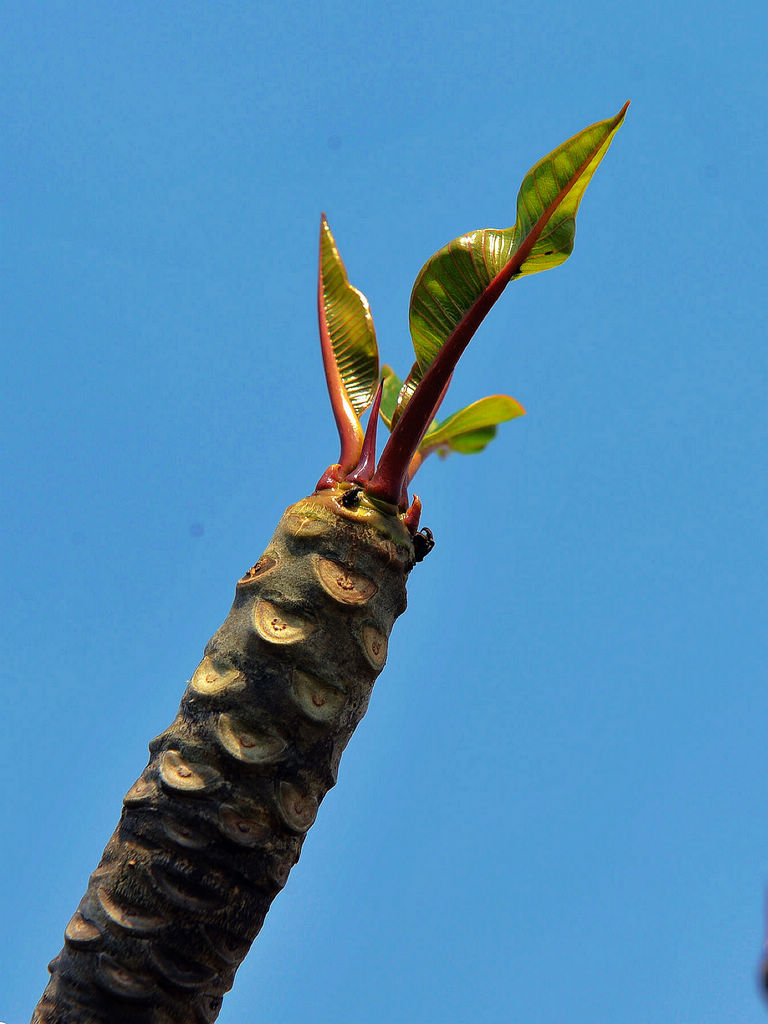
xmin=367 ymin=203 xmax=572 ymax=503
xmin=346 ymin=380 xmax=383 ymax=485
xmin=365 ymin=263 xmax=518 ymax=504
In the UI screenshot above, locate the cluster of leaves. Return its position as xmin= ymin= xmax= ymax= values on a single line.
xmin=379 ymin=366 xmax=523 ymax=480
xmin=317 ymin=104 xmax=628 ymax=491
xmin=319 ymin=214 xmax=524 ymax=482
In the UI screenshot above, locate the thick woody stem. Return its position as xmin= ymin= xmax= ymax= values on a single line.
xmin=33 ymin=491 xmax=414 ymax=1024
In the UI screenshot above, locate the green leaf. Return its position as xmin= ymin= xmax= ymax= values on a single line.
xmin=381 ymin=362 xmax=432 ymax=433
xmin=319 ymin=215 xmax=379 ymax=416
xmin=391 ymin=361 xmax=422 ymax=430
xmin=443 ymin=426 xmax=497 ymax=455
xmin=422 ymin=394 xmax=525 ymax=456
xmin=381 ymin=371 xmax=523 ymax=463
xmin=408 ymin=104 xmax=628 ymax=375
xmin=379 ymin=365 xmax=402 ymax=429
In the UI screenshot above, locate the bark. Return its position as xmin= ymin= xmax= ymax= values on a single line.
xmin=33 ymin=488 xmax=414 ymax=1024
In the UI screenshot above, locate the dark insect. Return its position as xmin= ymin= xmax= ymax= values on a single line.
xmin=413 ymin=526 xmax=435 ymax=562
xmin=340 ymin=484 xmax=363 ymax=508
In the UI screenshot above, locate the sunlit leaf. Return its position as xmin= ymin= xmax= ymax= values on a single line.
xmin=422 ymin=394 xmax=524 ymax=455
xmin=319 ymin=215 xmax=379 ymax=416
xmin=408 ymin=104 xmax=628 ymax=375
xmin=443 ymin=426 xmax=497 ymax=455
xmin=368 ymin=105 xmax=627 ymax=505
xmin=382 ymin=367 xmax=523 ymax=466
xmin=379 ymin=366 xmax=402 ymax=429
xmin=382 ymin=362 xmax=440 ymax=434
xmin=391 ymin=362 xmax=422 ymax=430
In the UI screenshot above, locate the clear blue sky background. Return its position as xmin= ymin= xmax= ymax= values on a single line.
xmin=2 ymin=3 xmax=766 ymax=1022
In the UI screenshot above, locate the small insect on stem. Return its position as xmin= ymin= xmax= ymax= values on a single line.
xmin=412 ymin=527 xmax=435 ymax=563
xmin=340 ymin=485 xmax=364 ymax=509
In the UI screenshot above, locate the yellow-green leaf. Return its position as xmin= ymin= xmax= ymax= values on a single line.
xmin=319 ymin=215 xmax=379 ymax=416
xmin=379 ymin=365 xmax=402 ymax=429
xmin=443 ymin=426 xmax=497 ymax=455
xmin=422 ymin=395 xmax=524 ymax=456
xmin=408 ymin=104 xmax=628 ymax=375
xmin=391 ymin=361 xmax=422 ymax=430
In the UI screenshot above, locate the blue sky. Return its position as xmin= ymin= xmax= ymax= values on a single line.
xmin=2 ymin=2 xmax=766 ymax=1022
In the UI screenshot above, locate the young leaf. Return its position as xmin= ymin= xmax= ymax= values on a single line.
xmin=441 ymin=425 xmax=497 ymax=455
xmin=408 ymin=104 xmax=628 ymax=375
xmin=392 ymin=362 xmax=422 ymax=430
xmin=379 ymin=365 xmax=403 ymax=429
xmin=318 ymin=214 xmax=379 ymax=471
xmin=381 ymin=362 xmax=448 ymax=436
xmin=381 ymin=369 xmax=524 ymax=479
xmin=409 ymin=394 xmax=524 ymax=476
xmin=422 ymin=395 xmax=524 ymax=451
xmin=367 ymin=103 xmax=627 ymax=506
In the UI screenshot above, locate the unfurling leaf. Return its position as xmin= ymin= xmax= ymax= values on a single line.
xmin=319 ymin=216 xmax=379 ymax=413
xmin=442 ymin=426 xmax=497 ymax=455
xmin=381 ymin=365 xmax=524 ymax=476
xmin=422 ymin=394 xmax=525 ymax=455
xmin=379 ymin=366 xmax=402 ymax=429
xmin=406 ymin=394 xmax=524 ymax=476
xmin=408 ymin=104 xmax=628 ymax=377
xmin=318 ymin=215 xmax=379 ymax=471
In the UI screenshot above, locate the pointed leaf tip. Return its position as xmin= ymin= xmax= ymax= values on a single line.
xmin=320 ymin=217 xmax=379 ymax=414
xmin=419 ymin=394 xmax=525 ymax=462
xmin=368 ymin=107 xmax=626 ymax=504
xmin=318 ymin=215 xmax=380 ymax=471
xmin=408 ymin=105 xmax=627 ymax=377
